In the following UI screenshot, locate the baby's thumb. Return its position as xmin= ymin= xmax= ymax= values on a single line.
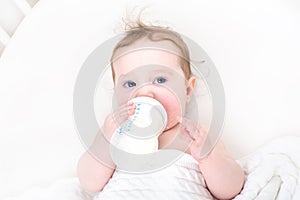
xmin=176 ymin=116 xmax=198 ymax=139
xmin=113 ymin=102 xmax=136 ymax=126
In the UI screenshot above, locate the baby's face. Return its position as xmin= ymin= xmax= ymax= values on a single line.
xmin=112 ymin=45 xmax=195 ymax=130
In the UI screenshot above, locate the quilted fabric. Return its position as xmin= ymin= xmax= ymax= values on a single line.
xmin=94 ymin=153 xmax=214 ymax=200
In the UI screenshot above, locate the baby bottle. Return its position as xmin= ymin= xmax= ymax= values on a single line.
xmin=110 ymin=96 xmax=168 ymax=155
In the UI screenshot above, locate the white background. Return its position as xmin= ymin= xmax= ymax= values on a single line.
xmin=0 ymin=0 xmax=300 ymax=198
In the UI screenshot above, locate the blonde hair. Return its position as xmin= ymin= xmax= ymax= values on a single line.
xmin=110 ymin=17 xmax=192 ymax=83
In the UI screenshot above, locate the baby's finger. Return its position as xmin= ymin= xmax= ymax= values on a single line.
xmin=127 ymin=102 xmax=136 ymax=116
xmin=178 ymin=126 xmax=194 ymax=144
xmin=113 ymin=102 xmax=136 ymax=125
xmin=114 ymin=101 xmax=135 ymax=113
xmin=193 ymin=126 xmax=207 ymax=147
xmin=177 ymin=117 xmax=199 ymax=140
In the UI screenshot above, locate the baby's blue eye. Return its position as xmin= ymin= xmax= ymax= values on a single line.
xmin=154 ymin=77 xmax=167 ymax=84
xmin=123 ymin=81 xmax=136 ymax=88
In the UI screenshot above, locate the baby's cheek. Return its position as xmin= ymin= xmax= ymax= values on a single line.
xmin=160 ymin=96 xmax=183 ymax=127
xmin=167 ymin=107 xmax=182 ymax=127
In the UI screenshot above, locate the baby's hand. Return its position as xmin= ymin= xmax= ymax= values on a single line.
xmin=177 ymin=117 xmax=208 ymax=162
xmin=101 ymin=102 xmax=136 ymax=142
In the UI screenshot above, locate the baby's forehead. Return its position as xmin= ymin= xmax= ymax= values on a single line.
xmin=112 ymin=38 xmax=183 ymax=62
xmin=112 ymin=38 xmax=187 ymax=82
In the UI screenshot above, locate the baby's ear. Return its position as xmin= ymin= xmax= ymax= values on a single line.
xmin=186 ymin=76 xmax=196 ymax=102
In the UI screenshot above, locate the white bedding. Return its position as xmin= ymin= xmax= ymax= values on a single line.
xmin=94 ymin=153 xmax=213 ymax=200
xmin=4 ymin=136 xmax=300 ymax=200
xmin=233 ymin=136 xmax=300 ymax=200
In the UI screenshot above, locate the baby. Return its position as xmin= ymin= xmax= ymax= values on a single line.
xmin=77 ymin=20 xmax=245 ymax=199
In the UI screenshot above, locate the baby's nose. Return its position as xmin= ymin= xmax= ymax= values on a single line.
xmin=133 ymin=85 xmax=155 ymax=99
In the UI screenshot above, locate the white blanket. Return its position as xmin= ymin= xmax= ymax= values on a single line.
xmin=4 ymin=136 xmax=300 ymax=200
xmin=233 ymin=136 xmax=300 ymax=200
xmin=94 ymin=153 xmax=213 ymax=200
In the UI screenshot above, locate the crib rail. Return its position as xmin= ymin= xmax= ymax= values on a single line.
xmin=0 ymin=26 xmax=11 ymax=46
xmin=13 ymin=0 xmax=32 ymax=15
xmin=0 ymin=0 xmax=38 ymax=57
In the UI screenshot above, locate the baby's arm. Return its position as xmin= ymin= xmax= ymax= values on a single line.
xmin=178 ymin=118 xmax=244 ymax=199
xmin=77 ymin=102 xmax=136 ymax=193
xmin=198 ymin=141 xmax=245 ymax=200
xmin=77 ymin=130 xmax=115 ymax=193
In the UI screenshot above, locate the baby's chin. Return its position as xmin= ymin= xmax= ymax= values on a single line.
xmin=164 ymin=119 xmax=180 ymax=132
xmin=164 ymin=109 xmax=183 ymax=130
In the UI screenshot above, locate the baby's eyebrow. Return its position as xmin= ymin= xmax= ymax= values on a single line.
xmin=118 ymin=74 xmax=125 ymax=79
xmin=152 ymin=69 xmax=174 ymax=75
xmin=118 ymin=73 xmax=135 ymax=80
xmin=116 ymin=69 xmax=174 ymax=82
